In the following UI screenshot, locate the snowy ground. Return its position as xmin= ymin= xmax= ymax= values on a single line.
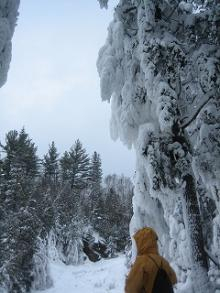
xmin=35 ymin=256 xmax=127 ymax=293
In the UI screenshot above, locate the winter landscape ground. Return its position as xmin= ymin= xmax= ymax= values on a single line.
xmin=34 ymin=256 xmax=127 ymax=293
xmin=33 ymin=255 xmax=191 ymax=293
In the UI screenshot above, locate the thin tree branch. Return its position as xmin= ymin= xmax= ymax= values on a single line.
xmin=166 ymin=3 xmax=179 ymax=20
xmin=180 ymin=90 xmax=217 ymax=129
xmin=123 ymin=7 xmax=137 ymax=14
xmin=204 ymin=246 xmax=220 ymax=269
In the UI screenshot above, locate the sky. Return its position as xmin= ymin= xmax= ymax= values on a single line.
xmin=0 ymin=0 xmax=135 ymax=177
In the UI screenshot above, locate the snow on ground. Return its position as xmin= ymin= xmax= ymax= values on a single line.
xmin=34 ymin=255 xmax=127 ymax=293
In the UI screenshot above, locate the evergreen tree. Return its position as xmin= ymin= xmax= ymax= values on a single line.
xmin=102 ymin=175 xmax=133 ymax=251
xmin=54 ymin=140 xmax=90 ymax=265
xmin=60 ymin=151 xmax=71 ymax=181
xmin=0 ymin=128 xmax=38 ymax=210
xmin=88 ymin=152 xmax=103 ymax=224
xmin=60 ymin=139 xmax=90 ymax=190
xmin=43 ymin=141 xmax=59 ymax=185
xmin=98 ymin=0 xmax=220 ymax=290
xmin=89 ymin=151 xmax=102 ymax=189
xmin=0 ymin=128 xmax=40 ymax=292
xmin=38 ymin=142 xmax=59 ymax=235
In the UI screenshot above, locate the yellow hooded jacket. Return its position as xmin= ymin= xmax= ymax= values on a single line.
xmin=125 ymin=228 xmax=177 ymax=293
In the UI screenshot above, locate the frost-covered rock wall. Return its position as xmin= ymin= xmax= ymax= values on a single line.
xmin=0 ymin=0 xmax=19 ymax=87
xmin=98 ymin=0 xmax=220 ymax=289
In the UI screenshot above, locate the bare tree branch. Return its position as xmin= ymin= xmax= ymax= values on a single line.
xmin=123 ymin=7 xmax=136 ymax=14
xmin=204 ymin=246 xmax=220 ymax=269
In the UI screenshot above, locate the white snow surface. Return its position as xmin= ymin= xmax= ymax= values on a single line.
xmin=33 ymin=255 xmax=127 ymax=293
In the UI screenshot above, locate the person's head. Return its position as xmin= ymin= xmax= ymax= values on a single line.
xmin=133 ymin=227 xmax=158 ymax=255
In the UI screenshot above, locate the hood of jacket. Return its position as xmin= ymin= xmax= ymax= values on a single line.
xmin=133 ymin=227 xmax=159 ymax=255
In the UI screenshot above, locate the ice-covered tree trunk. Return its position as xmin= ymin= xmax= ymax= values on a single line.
xmin=97 ymin=0 xmax=220 ymax=291
xmin=0 ymin=0 xmax=20 ymax=88
xmin=177 ymin=126 xmax=209 ymax=290
xmin=182 ymin=173 xmax=208 ymax=284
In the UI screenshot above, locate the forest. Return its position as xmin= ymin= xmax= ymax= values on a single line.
xmin=0 ymin=128 xmax=133 ymax=292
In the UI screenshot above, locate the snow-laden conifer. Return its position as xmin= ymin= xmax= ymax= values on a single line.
xmin=43 ymin=141 xmax=59 ymax=186
xmin=97 ymin=0 xmax=220 ymax=291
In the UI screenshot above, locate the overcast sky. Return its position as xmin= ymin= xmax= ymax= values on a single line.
xmin=0 ymin=0 xmax=135 ymax=177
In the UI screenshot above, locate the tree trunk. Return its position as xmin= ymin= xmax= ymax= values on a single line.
xmin=182 ymin=172 xmax=212 ymax=292
xmin=173 ymin=126 xmax=212 ymax=291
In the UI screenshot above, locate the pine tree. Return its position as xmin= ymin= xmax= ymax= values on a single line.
xmin=38 ymin=142 xmax=59 ymax=235
xmin=43 ymin=141 xmax=59 ymax=186
xmin=102 ymin=175 xmax=133 ymax=251
xmin=0 ymin=128 xmax=40 ymax=292
xmin=0 ymin=128 xmax=39 ymax=210
xmin=89 ymin=151 xmax=102 ymax=189
xmin=55 ymin=140 xmax=90 ymax=264
xmin=60 ymin=150 xmax=71 ymax=181
xmin=88 ymin=152 xmax=103 ymax=224
xmin=60 ymin=139 xmax=90 ymax=190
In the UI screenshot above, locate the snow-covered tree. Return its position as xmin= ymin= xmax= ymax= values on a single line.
xmin=43 ymin=141 xmax=59 ymax=186
xmin=60 ymin=139 xmax=90 ymax=190
xmin=0 ymin=128 xmax=39 ymax=210
xmin=54 ymin=140 xmax=90 ymax=266
xmin=102 ymin=174 xmax=133 ymax=251
xmin=0 ymin=129 xmax=41 ymax=293
xmin=87 ymin=152 xmax=103 ymax=224
xmin=32 ymin=238 xmax=53 ymax=291
xmin=104 ymin=174 xmax=133 ymax=205
xmin=59 ymin=150 xmax=71 ymax=181
xmin=89 ymin=151 xmax=102 ymax=189
xmin=98 ymin=1 xmax=220 ymax=291
xmin=40 ymin=142 xmax=60 ymax=235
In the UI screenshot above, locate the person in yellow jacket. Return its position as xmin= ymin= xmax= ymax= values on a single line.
xmin=125 ymin=227 xmax=177 ymax=293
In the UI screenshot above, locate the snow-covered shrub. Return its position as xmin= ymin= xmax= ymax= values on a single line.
xmin=32 ymin=238 xmax=53 ymax=291
xmin=52 ymin=222 xmax=86 ymax=266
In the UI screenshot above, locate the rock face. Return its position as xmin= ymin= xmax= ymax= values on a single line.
xmin=0 ymin=0 xmax=20 ymax=88
xmin=83 ymin=236 xmax=109 ymax=262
